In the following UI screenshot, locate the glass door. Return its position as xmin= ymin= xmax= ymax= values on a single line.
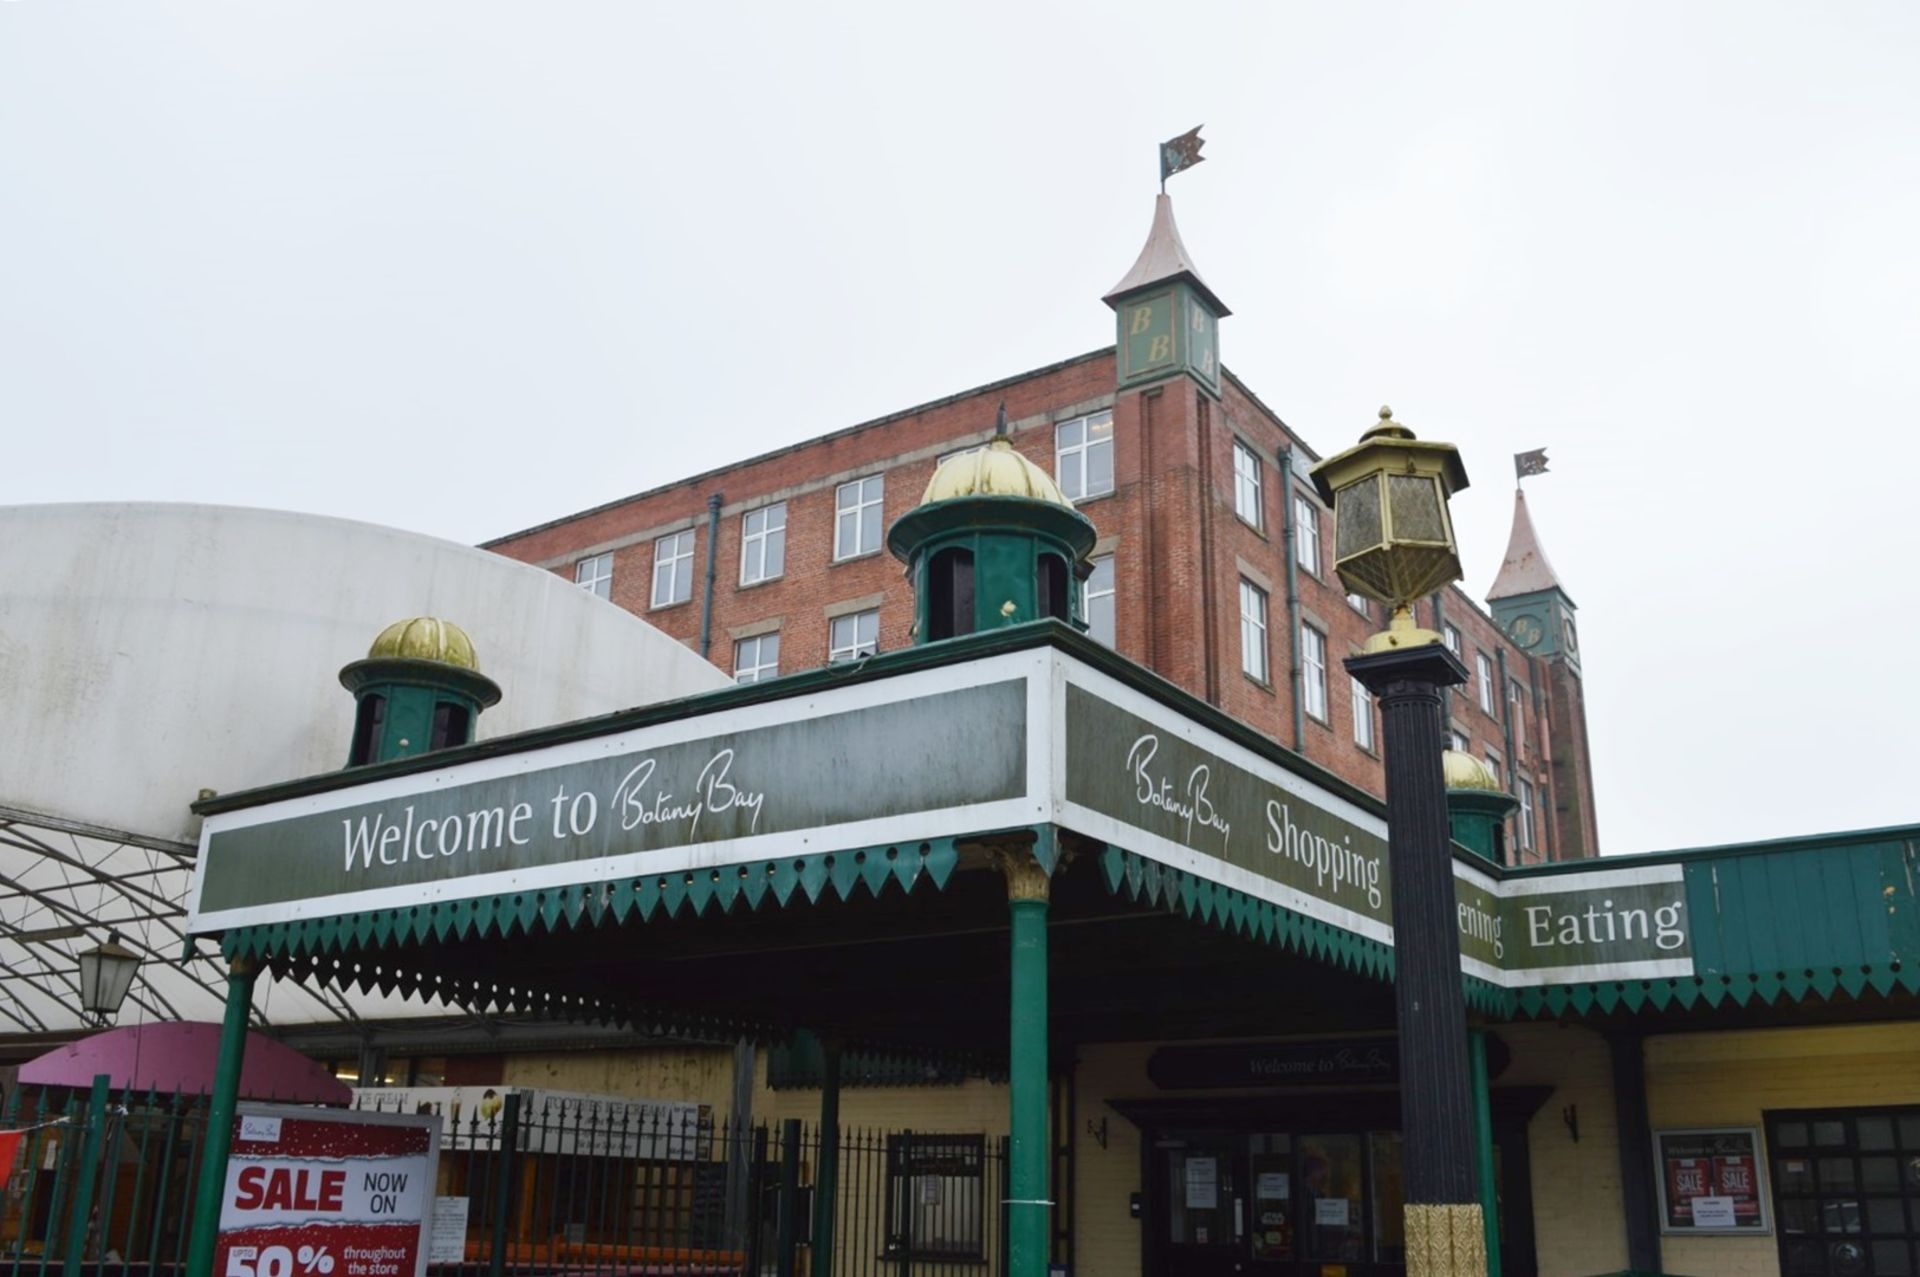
xmin=1157 ymin=1132 xmax=1247 ymax=1276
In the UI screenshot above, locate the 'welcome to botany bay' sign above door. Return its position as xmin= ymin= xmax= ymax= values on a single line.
xmin=188 ymin=646 xmax=1693 ymax=987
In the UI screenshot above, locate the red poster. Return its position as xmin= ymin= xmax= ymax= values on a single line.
xmin=0 ymin=1131 xmax=23 ymax=1190
xmin=1713 ymin=1155 xmax=1761 ymax=1225
xmin=216 ymin=1105 xmax=440 ymax=1277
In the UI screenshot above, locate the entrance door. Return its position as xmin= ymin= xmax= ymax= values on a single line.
xmin=1157 ymin=1132 xmax=1247 ymax=1275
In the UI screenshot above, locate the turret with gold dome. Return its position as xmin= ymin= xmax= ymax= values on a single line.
xmin=338 ymin=617 xmax=502 ymax=766
xmin=888 ymin=405 xmax=1098 ymax=643
xmin=1443 ymin=748 xmax=1520 ymax=865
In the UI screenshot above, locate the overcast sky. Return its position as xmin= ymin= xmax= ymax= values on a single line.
xmin=3 ymin=3 xmax=1914 ymax=854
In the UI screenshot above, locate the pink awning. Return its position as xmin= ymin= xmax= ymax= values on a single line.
xmin=18 ymin=1022 xmax=351 ymax=1104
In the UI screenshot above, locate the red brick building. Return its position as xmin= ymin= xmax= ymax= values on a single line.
xmin=486 ymin=196 xmax=1597 ymax=862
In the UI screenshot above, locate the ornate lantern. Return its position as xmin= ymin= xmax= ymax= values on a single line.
xmin=77 ymin=932 xmax=141 ymax=1024
xmin=1310 ymin=407 xmax=1470 ymax=652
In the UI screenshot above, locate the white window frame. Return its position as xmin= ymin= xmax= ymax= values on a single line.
xmin=834 ymin=476 xmax=885 ymax=561
xmin=829 ymin=608 xmax=879 ymax=663
xmin=1238 ymin=579 xmax=1269 ymax=683
xmin=1055 ymin=411 xmax=1114 ymax=501
xmin=1517 ymin=777 xmax=1536 ymax=851
xmin=1232 ymin=441 xmax=1263 ymax=529
xmin=1476 ymin=652 xmax=1494 ymax=712
xmin=1347 ymin=591 xmax=1370 ymax=617
xmin=1301 ymin=624 xmax=1329 ymax=721
xmin=739 ymin=503 xmax=787 ymax=585
xmin=651 ymin=530 xmax=695 ymax=609
xmin=733 ymin=633 xmax=780 ymax=684
xmin=1294 ymin=494 xmax=1321 ymax=576
xmin=1083 ymin=554 xmax=1116 ymax=647
xmin=1449 ymin=729 xmax=1470 ymax=754
xmin=574 ymin=552 xmax=613 ymax=600
xmin=1351 ymin=675 xmax=1375 ymax=751
xmin=1443 ymin=622 xmax=1461 ymax=654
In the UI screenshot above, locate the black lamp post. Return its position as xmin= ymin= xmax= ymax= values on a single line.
xmin=1312 ymin=408 xmax=1486 ymax=1276
xmin=77 ymin=932 xmax=141 ymax=1026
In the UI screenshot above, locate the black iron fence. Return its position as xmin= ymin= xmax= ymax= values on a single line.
xmin=1 ymin=1082 xmax=1007 ymax=1277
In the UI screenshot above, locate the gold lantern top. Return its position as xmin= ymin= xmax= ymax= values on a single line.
xmin=1309 ymin=407 xmax=1470 ymax=653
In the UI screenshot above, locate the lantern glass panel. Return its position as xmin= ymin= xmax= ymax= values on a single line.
xmin=1387 ymin=474 xmax=1447 ymax=544
xmin=1335 ymin=475 xmax=1384 ymax=561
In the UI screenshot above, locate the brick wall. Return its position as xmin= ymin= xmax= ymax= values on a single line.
xmin=484 ymin=352 xmax=1590 ymax=850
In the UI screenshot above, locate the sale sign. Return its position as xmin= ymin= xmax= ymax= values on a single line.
xmin=1654 ymin=1127 xmax=1770 ymax=1234
xmin=216 ymin=1105 xmax=441 ymax=1277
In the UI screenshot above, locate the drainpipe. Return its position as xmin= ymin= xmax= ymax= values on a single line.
xmin=1431 ymin=591 xmax=1452 ymax=729
xmin=1529 ymin=661 xmax=1556 ymax=862
xmin=1495 ymin=648 xmax=1518 ymax=786
xmin=1278 ymin=446 xmax=1304 ymax=751
xmin=698 ymin=492 xmax=723 ymax=659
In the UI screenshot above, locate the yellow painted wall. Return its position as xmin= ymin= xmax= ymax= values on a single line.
xmin=1495 ymin=1022 xmax=1628 ymax=1277
xmin=1643 ymin=1021 xmax=1920 ymax=1277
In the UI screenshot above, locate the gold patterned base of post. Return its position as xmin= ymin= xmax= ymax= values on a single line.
xmin=1404 ymin=1203 xmax=1488 ymax=1277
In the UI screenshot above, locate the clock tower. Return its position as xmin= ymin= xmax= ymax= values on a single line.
xmin=1487 ymin=487 xmax=1599 ymax=859
xmin=1103 ymin=194 xmax=1229 ymax=397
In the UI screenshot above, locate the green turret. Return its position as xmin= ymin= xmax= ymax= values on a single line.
xmin=339 ymin=617 xmax=501 ymax=766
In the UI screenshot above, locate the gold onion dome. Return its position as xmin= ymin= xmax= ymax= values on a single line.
xmin=367 ymin=617 xmax=481 ymax=671
xmin=1442 ymin=749 xmax=1504 ymax=793
xmin=921 ymin=436 xmax=1076 ymax=510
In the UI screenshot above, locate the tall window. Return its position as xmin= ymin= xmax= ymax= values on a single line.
xmin=1056 ymin=411 xmax=1114 ymax=501
xmin=1448 ymin=729 xmax=1470 ymax=754
xmin=1476 ymin=652 xmax=1494 ymax=712
xmin=1347 ymin=591 xmax=1370 ymax=616
xmin=733 ymin=633 xmax=780 ymax=684
xmin=574 ymin=552 xmax=613 ymax=600
xmin=1442 ymin=623 xmax=1461 ymax=654
xmin=1517 ymin=777 xmax=1535 ymax=852
xmin=651 ymin=530 xmax=695 ymax=608
xmin=1301 ymin=624 xmax=1328 ymax=720
xmin=886 ymin=1134 xmax=986 ymax=1261
xmin=835 ymin=477 xmax=885 ymax=560
xmin=740 ymin=503 xmax=787 ymax=584
xmin=1083 ymin=555 xmax=1115 ymax=646
xmin=1232 ymin=441 xmax=1263 ymax=529
xmin=1509 ymin=679 xmax=1528 ymax=755
xmin=829 ymin=608 xmax=879 ymax=662
xmin=1238 ymin=579 xmax=1269 ymax=683
xmin=928 ymin=547 xmax=975 ymax=640
xmin=1294 ymin=495 xmax=1320 ymax=576
xmin=1351 ymin=676 xmax=1375 ymax=750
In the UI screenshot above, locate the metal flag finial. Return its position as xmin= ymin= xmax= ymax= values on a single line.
xmin=1160 ymin=126 xmax=1206 ymax=191
xmin=995 ymin=401 xmax=1009 ymax=439
xmin=1514 ymin=448 xmax=1550 ymax=483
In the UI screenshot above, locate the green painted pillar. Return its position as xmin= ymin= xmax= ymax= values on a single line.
xmin=1000 ymin=848 xmax=1051 ymax=1277
xmin=185 ymin=958 xmax=257 ymax=1277
xmin=1469 ymin=1030 xmax=1502 ymax=1276
xmin=811 ymin=1038 xmax=842 ymax=1277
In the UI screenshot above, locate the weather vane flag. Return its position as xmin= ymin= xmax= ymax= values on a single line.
xmin=1160 ymin=125 xmax=1206 ymax=190
xmin=1515 ymin=447 xmax=1550 ymax=482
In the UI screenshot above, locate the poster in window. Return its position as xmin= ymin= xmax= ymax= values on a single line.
xmin=1654 ymin=1128 xmax=1770 ymax=1234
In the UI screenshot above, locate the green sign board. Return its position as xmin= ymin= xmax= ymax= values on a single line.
xmin=192 ymin=679 xmax=1029 ymax=929
xmin=1060 ymin=681 xmax=1691 ymax=983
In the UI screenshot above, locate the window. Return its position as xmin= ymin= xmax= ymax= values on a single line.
xmin=348 ymin=694 xmax=386 ymax=766
xmin=829 ymin=608 xmax=879 ymax=662
xmin=1517 ymin=777 xmax=1535 ymax=851
xmin=1056 ymin=410 xmax=1114 ymax=500
xmin=1766 ymin=1107 xmax=1920 ymax=1270
xmin=1239 ymin=579 xmax=1269 ymax=683
xmin=575 ymin=552 xmax=613 ymax=600
xmin=1294 ymin=494 xmax=1321 ymax=576
xmin=1351 ymin=676 xmax=1376 ymax=750
xmin=1083 ymin=554 xmax=1115 ymax=646
xmin=733 ymin=633 xmax=780 ymax=684
xmin=1442 ymin=622 xmax=1461 ymax=654
xmin=1232 ymin=441 xmax=1263 ymax=529
xmin=1037 ymin=554 xmax=1071 ymax=621
xmin=835 ymin=476 xmax=885 ymax=560
xmin=1485 ymin=750 xmax=1503 ymax=783
xmin=928 ymin=548 xmax=975 ymax=640
xmin=428 ymin=702 xmax=470 ymax=751
xmin=1301 ymin=624 xmax=1328 ymax=721
xmin=739 ymin=503 xmax=786 ymax=584
xmin=1347 ymin=592 xmax=1370 ymax=617
xmin=886 ymin=1134 xmax=986 ymax=1260
xmin=1449 ymin=729 xmax=1470 ymax=754
xmin=1476 ymin=652 xmax=1494 ymax=712
xmin=651 ymin=530 xmax=695 ymax=608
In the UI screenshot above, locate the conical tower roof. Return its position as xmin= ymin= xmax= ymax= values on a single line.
xmin=1486 ymin=488 xmax=1571 ymax=604
xmin=1103 ymin=194 xmax=1231 ymax=316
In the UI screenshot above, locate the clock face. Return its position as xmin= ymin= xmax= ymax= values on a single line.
xmin=1562 ymin=615 xmax=1579 ymax=653
xmin=1508 ymin=614 xmax=1544 ymax=650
